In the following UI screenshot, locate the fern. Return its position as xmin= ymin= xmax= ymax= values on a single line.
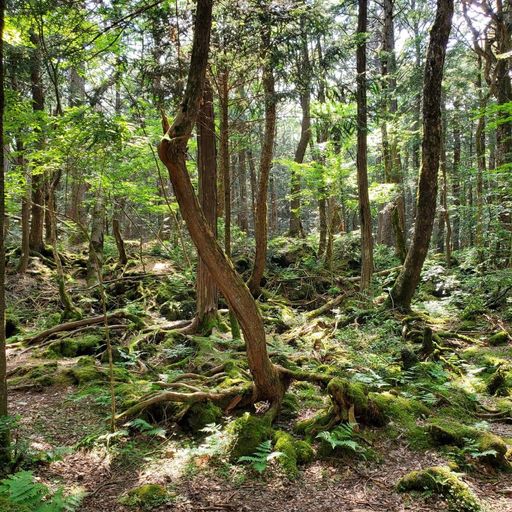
xmin=0 ymin=471 xmax=82 ymax=512
xmin=124 ymin=418 xmax=166 ymax=438
xmin=237 ymin=440 xmax=284 ymax=474
xmin=316 ymin=423 xmax=367 ymax=457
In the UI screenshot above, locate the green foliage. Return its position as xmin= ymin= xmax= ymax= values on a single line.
xmin=123 ymin=419 xmax=166 ymax=439
xmin=316 ymin=423 xmax=368 ymax=458
xmin=237 ymin=440 xmax=284 ymax=474
xmin=0 ymin=471 xmax=82 ymax=512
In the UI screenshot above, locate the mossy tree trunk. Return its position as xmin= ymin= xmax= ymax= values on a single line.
xmin=158 ymin=0 xmax=283 ymax=404
xmin=390 ymin=0 xmax=454 ymax=311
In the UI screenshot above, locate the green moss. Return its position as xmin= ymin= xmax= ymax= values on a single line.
xmin=489 ymin=331 xmax=510 ymax=346
xmin=487 ymin=367 xmax=511 ymax=396
xmin=280 ymin=393 xmax=300 ymax=419
xmin=9 ymin=362 xmax=73 ymax=388
xmin=427 ymin=418 xmax=510 ymax=469
xmin=0 ymin=496 xmax=31 ymax=512
xmin=120 ymin=483 xmax=170 ymax=509
xmin=273 ymin=431 xmax=299 ymax=478
xmin=227 ymin=412 xmax=273 ymax=459
xmin=371 ymin=392 xmax=430 ymax=447
xmin=294 ymin=439 xmax=314 ymax=463
xmin=46 ymin=334 xmax=103 ymax=358
xmin=397 ymin=466 xmax=481 ymax=512
xmin=185 ymin=401 xmax=223 ymax=432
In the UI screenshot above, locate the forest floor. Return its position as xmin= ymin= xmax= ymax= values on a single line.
xmin=4 ymin=234 xmax=512 ymax=511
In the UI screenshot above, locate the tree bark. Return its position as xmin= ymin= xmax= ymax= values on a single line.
xmin=390 ymin=0 xmax=454 ymax=311
xmin=289 ymin=29 xmax=311 ymax=238
xmin=248 ymin=13 xmax=277 ymax=295
xmin=28 ymin=30 xmax=46 ymax=254
xmin=86 ymin=189 xmax=105 ymax=286
xmin=194 ymin=80 xmax=218 ymax=333
xmin=356 ymin=0 xmax=374 ymax=290
xmin=157 ymin=0 xmax=282 ymax=404
xmin=237 ymin=148 xmax=249 ymax=232
xmin=0 ymin=0 xmax=9 ymax=467
xmin=451 ymin=100 xmax=461 ymax=251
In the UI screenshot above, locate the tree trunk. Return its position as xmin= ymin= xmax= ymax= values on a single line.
xmin=356 ymin=0 xmax=374 ymax=291
xmin=289 ymin=29 xmax=311 ymax=238
xmin=451 ymin=101 xmax=461 ymax=251
xmin=158 ymin=0 xmax=282 ymax=404
xmin=87 ymin=190 xmax=105 ymax=287
xmin=237 ymin=148 xmax=249 ymax=232
xmin=390 ymin=0 xmax=454 ymax=311
xmin=248 ymin=16 xmax=277 ymax=296
xmin=248 ymin=148 xmax=257 ymax=232
xmin=475 ymin=57 xmax=486 ymax=255
xmin=379 ymin=0 xmax=407 ymax=262
xmin=113 ymin=203 xmax=128 ymax=266
xmin=28 ymin=30 xmax=46 ymax=254
xmin=194 ymin=80 xmax=218 ymax=333
xmin=0 ymin=0 xmax=9 ymax=467
xmin=17 ymin=139 xmax=30 ymax=274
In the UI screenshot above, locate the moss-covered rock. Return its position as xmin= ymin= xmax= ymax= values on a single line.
xmin=272 ymin=431 xmax=313 ymax=478
xmin=9 ymin=362 xmax=73 ymax=388
xmin=66 ymin=357 xmax=104 ymax=385
xmin=487 ymin=367 xmax=511 ymax=396
xmin=489 ymin=331 xmax=510 ymax=346
xmin=371 ymin=392 xmax=430 ymax=447
xmin=280 ymin=393 xmax=300 ymax=419
xmin=227 ymin=412 xmax=273 ymax=459
xmin=273 ymin=431 xmax=299 ymax=478
xmin=397 ymin=466 xmax=481 ymax=512
xmin=120 ymin=483 xmax=171 ymax=509
xmin=427 ymin=418 xmax=510 ymax=469
xmin=184 ymin=400 xmax=223 ymax=432
xmin=46 ymin=334 xmax=103 ymax=358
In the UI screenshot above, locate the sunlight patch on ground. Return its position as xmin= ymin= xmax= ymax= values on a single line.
xmin=153 ymin=262 xmax=173 ymax=272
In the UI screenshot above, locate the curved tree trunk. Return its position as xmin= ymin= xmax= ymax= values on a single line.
xmin=390 ymin=0 xmax=454 ymax=311
xmin=158 ymin=0 xmax=282 ymax=404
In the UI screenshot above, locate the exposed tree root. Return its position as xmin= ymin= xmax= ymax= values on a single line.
xmin=24 ymin=310 xmax=143 ymax=345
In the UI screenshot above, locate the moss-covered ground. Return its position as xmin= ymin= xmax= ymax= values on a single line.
xmin=4 ymin=237 xmax=512 ymax=511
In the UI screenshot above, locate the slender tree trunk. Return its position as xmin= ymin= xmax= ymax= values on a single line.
xmin=158 ymin=0 xmax=282 ymax=404
xmin=475 ymin=58 xmax=486 ymax=255
xmin=390 ymin=0 xmax=454 ymax=311
xmin=17 ymin=139 xmax=30 ymax=273
xmin=451 ymin=101 xmax=461 ymax=251
xmin=248 ymin=15 xmax=277 ymax=296
xmin=379 ymin=0 xmax=406 ymax=262
xmin=440 ymin=116 xmax=452 ymax=267
xmin=29 ymin=30 xmax=45 ymax=254
xmin=356 ymin=0 xmax=374 ymax=290
xmin=248 ymin=148 xmax=257 ymax=232
xmin=289 ymin=29 xmax=311 ymax=238
xmin=238 ymin=148 xmax=249 ymax=232
xmin=113 ymin=202 xmax=128 ymax=266
xmin=0 ymin=0 xmax=9 ymax=468
xmin=86 ymin=189 xmax=105 ymax=286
